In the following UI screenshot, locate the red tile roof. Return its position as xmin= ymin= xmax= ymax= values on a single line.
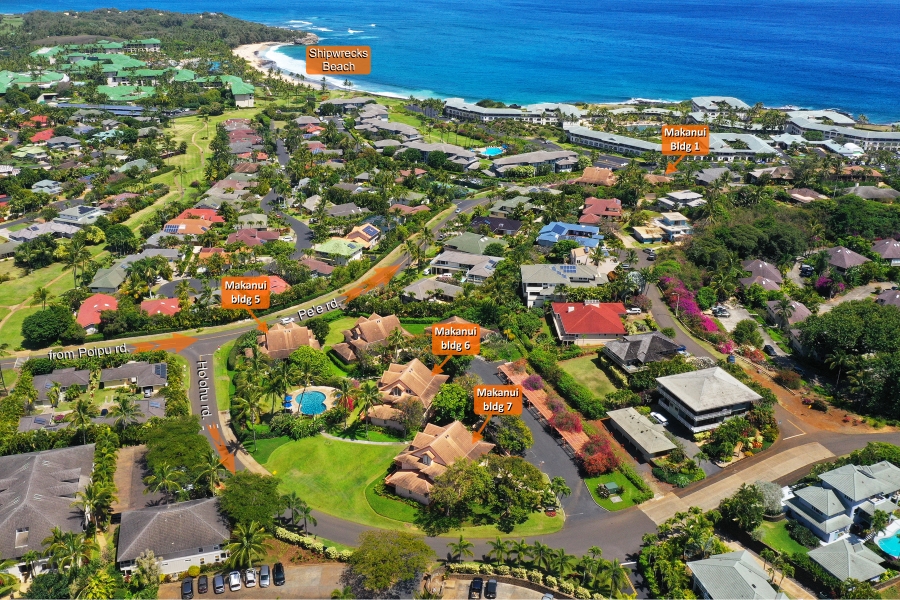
xmin=268 ymin=275 xmax=290 ymax=294
xmin=226 ymin=229 xmax=279 ymax=246
xmin=77 ymin=294 xmax=118 ymax=327
xmin=29 ymin=115 xmax=49 ymax=126
xmin=140 ymin=298 xmax=182 ymax=317
xmin=551 ymin=302 xmax=628 ymax=335
xmin=177 ymin=208 xmax=225 ymax=223
xmin=30 ymin=128 xmax=55 ymax=143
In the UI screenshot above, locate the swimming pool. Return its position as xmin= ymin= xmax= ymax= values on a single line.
xmin=878 ymin=534 xmax=900 ymax=557
xmin=482 ymin=147 xmax=503 ymax=157
xmin=298 ymin=391 xmax=327 ymax=415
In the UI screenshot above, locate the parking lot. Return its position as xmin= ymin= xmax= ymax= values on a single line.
xmin=159 ymin=564 xmax=345 ymax=599
xmin=440 ymin=577 xmax=547 ymax=600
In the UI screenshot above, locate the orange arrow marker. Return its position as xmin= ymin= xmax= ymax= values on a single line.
xmin=432 ymin=355 xmax=451 ymax=375
xmin=664 ymin=154 xmax=686 ymax=174
xmin=343 ymin=264 xmax=402 ymax=302
xmin=247 ymin=309 xmax=269 ymax=333
xmin=133 ymin=333 xmax=198 ymax=354
xmin=472 ymin=417 xmax=491 ymax=443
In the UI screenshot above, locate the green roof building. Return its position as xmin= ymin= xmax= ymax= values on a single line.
xmin=313 ymin=238 xmax=364 ymax=266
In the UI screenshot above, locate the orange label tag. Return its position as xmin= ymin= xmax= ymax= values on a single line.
xmin=221 ymin=277 xmax=271 ymax=309
xmin=473 ymin=385 xmax=523 ymax=415
xmin=661 ymin=125 xmax=710 ymax=155
xmin=306 ymin=46 xmax=371 ymax=75
xmin=431 ymin=332 xmax=480 ymax=356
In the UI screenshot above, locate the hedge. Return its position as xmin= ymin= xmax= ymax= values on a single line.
xmin=274 ymin=526 xmax=352 ymax=561
xmin=618 ymin=463 xmax=654 ymax=503
xmin=529 ymin=349 xmax=605 ymax=419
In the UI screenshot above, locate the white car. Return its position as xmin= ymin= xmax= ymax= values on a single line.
xmin=650 ymin=412 xmax=669 ymax=426
xmin=245 ymin=568 xmax=256 ymax=588
xmin=455 ymin=208 xmax=461 ymax=213
xmin=228 ymin=571 xmax=241 ymax=592
xmin=279 ymin=235 xmax=293 ymax=242
xmin=280 ymin=317 xmax=295 ymax=325
xmin=626 ymin=307 xmax=642 ymax=314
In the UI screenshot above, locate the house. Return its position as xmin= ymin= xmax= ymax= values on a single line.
xmin=876 ymin=290 xmax=900 ymax=308
xmin=257 ymin=322 xmax=321 ymax=360
xmin=236 ymin=213 xmax=267 ymax=230
xmin=580 ymin=197 xmax=622 ymax=223
xmin=655 ymin=212 xmax=693 ymax=242
xmin=368 ymin=359 xmax=450 ymax=430
xmin=520 ymin=264 xmax=607 ymax=308
xmin=32 ymin=367 xmax=91 ymax=404
xmin=695 ymin=167 xmax=735 ymax=187
xmin=786 ymin=188 xmax=828 ymax=204
xmin=343 ymin=224 xmax=381 ymax=249
xmin=140 ymin=298 xmax=181 ymax=317
xmin=603 ymin=332 xmax=682 ymax=373
xmin=117 ymin=158 xmax=156 ymax=174
xmin=489 ymin=196 xmax=536 ymax=218
xmin=429 ymin=251 xmax=501 ymax=284
xmin=872 ymin=239 xmax=900 ymax=266
xmin=659 ymin=190 xmax=706 ymax=210
xmin=7 ymin=222 xmax=79 ymax=242
xmin=100 ymin=361 xmax=168 ymax=395
xmin=401 ymin=279 xmax=462 ymax=303
xmin=550 ymin=301 xmax=627 ymax=345
xmin=46 ymin=136 xmax=81 ymax=150
xmin=606 ymin=408 xmax=676 ymax=461
xmin=443 ymin=233 xmax=508 ymax=255
xmin=31 ymin=179 xmax=63 ymax=195
xmin=267 ymin=275 xmax=291 ymax=294
xmin=740 ymin=260 xmax=783 ymax=291
xmin=0 ymin=240 xmax=22 ymax=259
xmin=299 ymin=257 xmax=335 ymax=278
xmin=656 ymin=367 xmax=762 ymax=433
xmin=53 ymin=205 xmax=107 ymax=227
xmin=162 ymin=218 xmax=213 ymax=236
xmin=0 ymin=445 xmax=95 ymax=575
xmin=30 ymin=129 xmax=55 ymax=144
xmin=77 ymin=294 xmax=118 ymax=331
xmin=331 ymin=313 xmax=410 ymax=363
xmin=749 ymin=166 xmax=794 ymax=184
xmin=827 ymin=246 xmax=870 ymax=273
xmin=327 ymin=202 xmax=371 ymax=218
xmin=470 ymin=216 xmax=522 ymax=236
xmin=766 ymin=300 xmax=811 ymax=329
xmin=398 ymin=141 xmax=479 ymax=170
xmin=632 ymin=226 xmax=665 ymax=244
xmin=840 ymin=184 xmax=900 ymax=201
xmin=575 ymin=167 xmax=617 ymax=187
xmin=687 ymin=551 xmax=784 ymax=600
xmin=226 ymin=229 xmax=279 ymax=246
xmin=384 ymin=421 xmax=494 ymax=504
xmin=491 ymin=150 xmax=579 ymax=175
xmin=89 ymin=264 xmax=128 ymax=294
xmin=116 ymin=498 xmax=230 ymax=576
xmin=313 ymin=238 xmax=365 ymax=266
xmin=537 ymin=222 xmax=603 ymax=248
xmin=177 ymin=208 xmax=224 ymax=223
xmin=807 ymin=540 xmax=885 ymax=583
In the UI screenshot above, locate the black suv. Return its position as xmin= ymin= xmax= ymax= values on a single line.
xmin=485 ymin=579 xmax=498 ymax=599
xmin=469 ymin=577 xmax=484 ymax=599
xmin=197 ymin=574 xmax=208 ymax=594
xmin=273 ymin=562 xmax=286 ymax=586
xmin=181 ymin=578 xmax=194 ymax=600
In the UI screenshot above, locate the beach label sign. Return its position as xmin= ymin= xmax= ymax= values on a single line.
xmin=662 ymin=124 xmax=709 ymax=173
xmin=306 ymin=46 xmax=371 ymax=75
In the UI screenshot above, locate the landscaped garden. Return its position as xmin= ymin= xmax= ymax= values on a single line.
xmin=757 ymin=520 xmax=810 ymax=556
xmin=585 ymin=471 xmax=642 ymax=511
xmin=559 ymin=355 xmax=617 ymax=398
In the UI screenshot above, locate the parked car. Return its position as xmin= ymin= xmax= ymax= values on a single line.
xmin=650 ymin=411 xmax=669 ymax=426
xmin=455 ymin=208 xmax=461 ymax=213
xmin=469 ymin=577 xmax=484 ymax=599
xmin=274 ymin=562 xmax=286 ymax=586
xmin=620 ymin=263 xmax=631 ymax=270
xmin=245 ymin=568 xmax=256 ymax=587
xmin=626 ymin=307 xmax=642 ymax=314
xmin=485 ymin=579 xmax=498 ymax=599
xmin=181 ymin=578 xmax=194 ymax=600
xmin=228 ymin=571 xmax=241 ymax=592
xmin=763 ymin=344 xmax=778 ymax=356
xmin=541 ymin=595 xmax=555 ymax=600
xmin=197 ymin=575 xmax=208 ymax=594
xmin=213 ymin=574 xmax=225 ymax=594
xmin=259 ymin=565 xmax=270 ymax=588
xmin=647 ymin=253 xmax=657 ymax=261
xmin=799 ymin=264 xmax=814 ymax=276
xmin=280 ymin=317 xmax=295 ymax=324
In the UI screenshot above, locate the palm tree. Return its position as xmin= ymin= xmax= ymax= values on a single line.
xmin=0 ymin=553 xmax=19 ymax=596
xmin=72 ymin=480 xmax=117 ymax=531
xmin=826 ymin=349 xmax=853 ymax=387
xmin=143 ymin=463 xmax=184 ymax=504
xmin=266 ymin=359 xmax=298 ymax=416
xmin=778 ymin=563 xmax=795 ymax=587
xmin=530 ymin=541 xmax=552 ymax=570
xmin=774 ymin=297 xmax=795 ymax=330
xmin=549 ymin=476 xmax=571 ymax=505
xmin=356 ymin=380 xmax=381 ymax=439
xmin=225 ymin=521 xmax=272 ymax=569
xmin=331 ymin=586 xmax=354 ymax=599
xmin=108 ymin=390 xmax=144 ymax=431
xmin=47 ymin=382 xmax=62 ymax=410
xmin=194 ymin=448 xmax=229 ymax=497
xmin=31 ymin=286 xmax=53 ymax=310
xmin=487 ymin=537 xmax=510 ymax=564
xmin=281 ymin=492 xmax=305 ymax=526
xmin=600 ymin=558 xmax=631 ymax=598
xmin=296 ymin=503 xmax=317 ymax=533
xmin=588 ymin=545 xmax=603 ymax=561
xmin=447 ymin=535 xmax=474 ymax=562
xmin=42 ymin=528 xmax=97 ymax=570
xmin=65 ymin=397 xmax=99 ymax=444
xmin=509 ymin=539 xmax=530 ymax=567
xmin=233 ymin=386 xmax=264 ymax=448
xmin=550 ymin=548 xmax=575 ymax=579
xmin=387 ymin=327 xmax=406 ymax=361
xmin=334 ymin=379 xmax=356 ymax=428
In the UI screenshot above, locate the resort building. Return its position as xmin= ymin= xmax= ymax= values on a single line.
xmin=429 ymin=251 xmax=501 ymax=284
xmin=443 ymin=232 xmax=508 ymax=255
xmin=826 ymin=246 xmax=870 ymax=273
xmin=520 ymin=264 xmax=607 ymax=308
xmin=0 ymin=445 xmax=95 ymax=578
xmin=313 ymin=238 xmax=365 ymax=265
xmin=398 ymin=141 xmax=479 ymax=170
xmin=686 ymin=551 xmax=784 ymax=600
xmin=786 ymin=114 xmax=900 ymax=151
xmin=257 ymin=322 xmax=321 ymax=360
xmin=550 ymin=301 xmax=628 ymax=345
xmin=690 ymin=96 xmax=751 ymax=116
xmin=784 ymin=461 xmax=900 ymax=545
xmin=384 ymin=421 xmax=494 ymax=504
xmin=369 ymin=359 xmax=449 ymax=431
xmin=490 ymin=150 xmax=579 ymax=175
xmin=564 ymin=124 xmax=662 ymax=155
xmin=656 ymin=367 xmax=762 ymax=433
xmin=537 ymin=222 xmax=604 ymax=249
xmin=740 ymin=259 xmax=783 ymax=291
xmin=331 ymin=313 xmax=410 ymax=363
xmin=116 ymin=498 xmax=230 ymax=576
xmin=443 ymin=98 xmax=582 ymax=125
xmin=603 ymin=332 xmax=682 ymax=373
xmin=606 ymin=408 xmax=676 ymax=461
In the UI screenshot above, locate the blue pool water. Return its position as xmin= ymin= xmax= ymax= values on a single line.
xmin=878 ymin=535 xmax=900 ymax=558
xmin=482 ymin=147 xmax=503 ymax=157
xmin=298 ymin=391 xmax=327 ymax=415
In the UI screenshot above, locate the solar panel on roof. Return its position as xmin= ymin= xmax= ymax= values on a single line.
xmin=163 ymin=225 xmax=179 ymax=234
xmin=362 ymin=225 xmax=378 ymax=236
xmin=563 ymin=265 xmax=576 ymax=273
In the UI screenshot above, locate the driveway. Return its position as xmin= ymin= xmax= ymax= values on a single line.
xmin=159 ymin=564 xmax=345 ymax=599
xmin=817 ymin=282 xmax=884 ymax=314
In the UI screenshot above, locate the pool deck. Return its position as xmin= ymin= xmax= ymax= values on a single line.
xmin=874 ymin=519 xmax=900 ymax=556
xmin=286 ymin=385 xmax=337 ymax=416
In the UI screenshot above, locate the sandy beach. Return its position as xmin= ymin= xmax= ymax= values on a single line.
xmin=233 ymin=42 xmax=298 ymax=84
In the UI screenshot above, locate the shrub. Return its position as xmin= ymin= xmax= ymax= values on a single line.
xmin=559 ymin=581 xmax=575 ymax=595
xmin=545 ymin=576 xmax=558 ymax=589
xmin=187 ymin=566 xmax=200 ymax=577
xmin=786 ymin=519 xmax=822 ymax=548
xmin=522 ymin=374 xmax=543 ymax=391
xmin=661 ymin=327 xmax=677 ymax=338
xmin=551 ymin=410 xmax=583 ymax=433
xmin=775 ymin=369 xmax=802 ymax=389
xmin=495 ymin=565 xmax=510 ymax=576
xmin=511 ymin=568 xmax=528 ymax=579
xmin=812 ymin=399 xmax=829 ymax=412
xmin=579 ymin=435 xmax=619 ymax=476
xmin=576 ymin=587 xmax=592 ymax=599
xmin=527 ymin=570 xmax=543 ymax=584
xmin=325 ymin=546 xmax=340 ymax=559
xmin=479 ymin=563 xmax=495 ymax=575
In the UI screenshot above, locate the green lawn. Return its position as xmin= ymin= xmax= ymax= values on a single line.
xmin=324 ymin=316 xmax=359 ymax=347
xmin=758 ymin=520 xmax=809 ymax=556
xmin=0 ymin=262 xmax=67 ymax=307
xmin=401 ymin=322 xmax=432 ymax=335
xmin=334 ymin=420 xmax=411 ymax=442
xmin=364 ymin=478 xmax=420 ymax=522
xmin=0 ymin=306 xmax=39 ymax=349
xmin=213 ymin=341 xmax=236 ymax=411
xmin=264 ymin=436 xmax=564 ymax=537
xmin=584 ymin=471 xmax=641 ymax=511
xmin=559 ymin=355 xmax=618 ymax=398
xmin=249 ymin=436 xmax=292 ymax=464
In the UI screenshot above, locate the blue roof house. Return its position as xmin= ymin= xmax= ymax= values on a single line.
xmin=537 ymin=222 xmax=604 ymax=248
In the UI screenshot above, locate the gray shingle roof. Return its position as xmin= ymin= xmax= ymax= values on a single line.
xmin=116 ymin=498 xmax=230 ymax=563
xmin=688 ymin=551 xmax=782 ymax=600
xmin=784 ymin=495 xmax=853 ymax=534
xmin=819 ymin=461 xmax=900 ymax=502
xmin=656 ymin=367 xmax=762 ymax=412
xmin=603 ymin=332 xmax=681 ymax=366
xmin=827 ymin=246 xmax=870 ymax=270
xmin=808 ymin=539 xmax=885 ymax=582
xmin=793 ymin=485 xmax=846 ymax=516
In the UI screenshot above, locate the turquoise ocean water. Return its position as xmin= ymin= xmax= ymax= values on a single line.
xmin=7 ymin=0 xmax=900 ymax=121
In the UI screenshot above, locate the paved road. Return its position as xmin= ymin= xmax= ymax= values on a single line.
xmin=260 ymin=139 xmax=313 ymax=259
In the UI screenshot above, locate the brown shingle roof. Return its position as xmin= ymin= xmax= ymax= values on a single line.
xmin=259 ymin=322 xmax=320 ymax=359
xmin=377 ymin=359 xmax=448 ymax=409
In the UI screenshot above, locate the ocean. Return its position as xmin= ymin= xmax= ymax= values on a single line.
xmin=8 ymin=0 xmax=900 ymax=121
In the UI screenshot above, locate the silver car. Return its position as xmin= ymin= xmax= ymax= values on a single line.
xmin=259 ymin=565 xmax=270 ymax=588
